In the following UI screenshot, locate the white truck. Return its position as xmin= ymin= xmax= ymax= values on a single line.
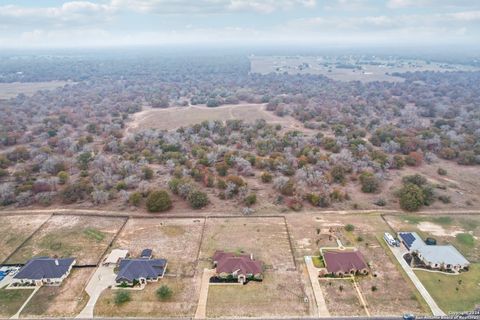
xmin=384 ymin=232 xmax=399 ymax=247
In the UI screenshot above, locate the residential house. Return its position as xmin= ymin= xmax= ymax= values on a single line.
xmin=213 ymin=250 xmax=263 ymax=284
xmin=399 ymin=232 xmax=469 ymax=271
xmin=13 ymin=257 xmax=76 ymax=286
xmin=322 ymin=250 xmax=368 ymax=277
xmin=115 ymin=258 xmax=167 ymax=286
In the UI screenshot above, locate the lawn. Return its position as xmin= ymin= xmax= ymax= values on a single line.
xmin=20 ymin=268 xmax=91 ymax=317
xmin=0 ymin=287 xmax=34 ymax=317
xmin=7 ymin=215 xmax=126 ymax=265
xmin=94 ymin=277 xmax=198 ymax=317
xmin=312 ymin=256 xmax=325 ymax=268
xmin=415 ymin=263 xmax=480 ymax=313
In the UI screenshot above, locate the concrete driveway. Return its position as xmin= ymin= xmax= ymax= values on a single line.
xmin=304 ymin=256 xmax=330 ymax=317
xmin=194 ymin=268 xmax=215 ymax=319
xmin=388 ymin=245 xmax=445 ymax=316
xmin=76 ymin=265 xmax=116 ymax=319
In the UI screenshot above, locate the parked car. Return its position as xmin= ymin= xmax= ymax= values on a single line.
xmin=403 ymin=314 xmax=415 ymax=320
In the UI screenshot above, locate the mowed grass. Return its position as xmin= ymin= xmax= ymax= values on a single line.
xmin=0 ymin=287 xmax=34 ymax=317
xmin=95 ymin=277 xmax=197 ymax=317
xmin=415 ymin=263 xmax=480 ymax=313
xmin=83 ymin=228 xmax=106 ymax=241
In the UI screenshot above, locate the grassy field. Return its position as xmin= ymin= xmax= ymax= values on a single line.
xmin=0 ymin=215 xmax=50 ymax=263
xmin=415 ymin=263 xmax=480 ymax=313
xmin=7 ymin=215 xmax=126 ymax=265
xmin=20 ymin=268 xmax=91 ymax=317
xmin=206 ymin=272 xmax=309 ymax=318
xmin=95 ymin=277 xmax=198 ymax=317
xmin=0 ymin=287 xmax=34 ymax=317
xmin=0 ymin=81 xmax=71 ymax=99
xmin=113 ymin=218 xmax=204 ymax=276
xmin=127 ymin=103 xmax=310 ymax=134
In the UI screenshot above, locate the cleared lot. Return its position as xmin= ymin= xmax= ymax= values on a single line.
xmin=0 ymin=215 xmax=50 ymax=263
xmin=20 ymin=268 xmax=91 ymax=317
xmin=113 ymin=218 xmax=204 ymax=276
xmin=7 ymin=215 xmax=126 ymax=265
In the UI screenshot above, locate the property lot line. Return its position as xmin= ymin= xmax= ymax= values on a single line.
xmin=1 ymin=214 xmax=53 ymax=264
xmin=2 ymin=208 xmax=480 ymax=219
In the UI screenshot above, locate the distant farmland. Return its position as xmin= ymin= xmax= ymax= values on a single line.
xmin=0 ymin=81 xmax=71 ymax=99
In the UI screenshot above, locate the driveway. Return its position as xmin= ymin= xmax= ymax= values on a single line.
xmin=304 ymin=256 xmax=330 ymax=317
xmin=388 ymin=245 xmax=445 ymax=316
xmin=194 ymin=268 xmax=215 ymax=319
xmin=76 ymin=265 xmax=116 ymax=319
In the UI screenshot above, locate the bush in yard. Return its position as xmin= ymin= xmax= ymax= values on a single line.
xmin=156 ymin=285 xmax=173 ymax=300
xmin=398 ymin=183 xmax=425 ymax=211
xmin=146 ymin=190 xmax=172 ymax=212
xmin=345 ymin=224 xmax=355 ymax=232
xmin=244 ymin=193 xmax=257 ymax=206
xmin=129 ymin=192 xmax=142 ymax=206
xmin=187 ymin=190 xmax=209 ymax=209
xmin=359 ymin=172 xmax=380 ymax=193
xmin=114 ymin=291 xmax=131 ymax=305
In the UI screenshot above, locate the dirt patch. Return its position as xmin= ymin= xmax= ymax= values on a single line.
xmin=319 ymin=279 xmax=364 ymax=316
xmin=7 ymin=215 xmax=125 ymax=265
xmin=113 ymin=218 xmax=204 ymax=276
xmin=417 ymin=222 xmax=464 ymax=237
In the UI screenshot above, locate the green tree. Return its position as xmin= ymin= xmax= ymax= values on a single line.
xmin=129 ymin=192 xmax=142 ymax=206
xmin=399 ymin=183 xmax=425 ymax=211
xmin=146 ymin=190 xmax=172 ymax=212
xmin=114 ymin=291 xmax=131 ymax=305
xmin=188 ymin=190 xmax=209 ymax=209
xmin=77 ymin=152 xmax=92 ymax=170
xmin=156 ymin=285 xmax=173 ymax=300
xmin=359 ymin=172 xmax=380 ymax=193
xmin=57 ymin=171 xmax=69 ymax=185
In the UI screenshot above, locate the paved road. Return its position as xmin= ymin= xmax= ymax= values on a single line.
xmin=304 ymin=256 xmax=330 ymax=317
xmin=194 ymin=268 xmax=215 ymax=319
xmin=76 ymin=265 xmax=116 ymax=319
xmin=388 ymin=245 xmax=445 ymax=316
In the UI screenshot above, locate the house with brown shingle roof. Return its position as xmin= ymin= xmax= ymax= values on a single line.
xmin=322 ymin=250 xmax=368 ymax=277
xmin=213 ymin=250 xmax=263 ymax=284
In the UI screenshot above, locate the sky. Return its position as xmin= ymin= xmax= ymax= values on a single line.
xmin=0 ymin=0 xmax=479 ymax=48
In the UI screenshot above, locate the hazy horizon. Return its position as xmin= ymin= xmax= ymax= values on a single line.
xmin=1 ymin=0 xmax=479 ymax=49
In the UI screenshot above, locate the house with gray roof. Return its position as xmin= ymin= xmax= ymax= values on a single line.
xmin=13 ymin=257 xmax=76 ymax=286
xmin=399 ymin=232 xmax=469 ymax=272
xmin=115 ymin=258 xmax=167 ymax=287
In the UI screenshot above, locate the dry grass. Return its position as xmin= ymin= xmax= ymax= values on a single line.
xmin=286 ymin=213 xmax=427 ymax=315
xmin=206 ymin=271 xmax=309 ymax=318
xmin=0 ymin=81 xmax=71 ymax=99
xmin=94 ymin=276 xmax=199 ymax=318
xmin=127 ymin=103 xmax=310 ymax=134
xmin=0 ymin=215 xmax=50 ymax=263
xmin=0 ymin=287 xmax=34 ymax=318
xmin=113 ymin=218 xmax=204 ymax=276
xmin=200 ymin=217 xmax=295 ymax=270
xmin=319 ymin=279 xmax=365 ymax=316
xmin=20 ymin=268 xmax=91 ymax=317
xmin=7 ymin=215 xmax=126 ymax=265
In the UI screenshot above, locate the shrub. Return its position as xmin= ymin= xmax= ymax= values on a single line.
xmin=146 ymin=190 xmax=172 ymax=212
xmin=359 ymin=172 xmax=379 ymax=193
xmin=374 ymin=198 xmax=386 ymax=206
xmin=226 ymin=175 xmax=245 ymax=187
xmin=438 ymin=195 xmax=451 ymax=204
xmin=215 ymin=162 xmax=228 ymax=176
xmin=345 ymin=224 xmax=355 ymax=232
xmin=114 ymin=291 xmax=131 ymax=305
xmin=156 ymin=285 xmax=173 ymax=300
xmin=260 ymin=172 xmax=272 ymax=183
xmin=402 ymin=174 xmax=427 ymax=186
xmin=187 ymin=190 xmax=209 ymax=209
xmin=330 ymin=165 xmax=346 ymax=183
xmin=57 ymin=171 xmax=69 ymax=184
xmin=437 ymin=168 xmax=447 ymax=176
xmin=142 ymin=166 xmax=154 ymax=180
xmin=129 ymin=192 xmax=142 ymax=206
xmin=244 ymin=193 xmax=257 ymax=206
xmin=399 ymin=183 xmax=425 ymax=211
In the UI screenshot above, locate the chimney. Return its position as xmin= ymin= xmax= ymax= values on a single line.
xmin=55 ymin=259 xmax=59 ymax=266
xmin=250 ymin=254 xmax=254 ymax=260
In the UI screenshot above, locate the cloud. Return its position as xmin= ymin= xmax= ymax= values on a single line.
xmin=387 ymin=0 xmax=480 ymax=9
xmin=0 ymin=1 xmax=115 ymax=28
xmin=110 ymin=0 xmax=316 ymax=14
